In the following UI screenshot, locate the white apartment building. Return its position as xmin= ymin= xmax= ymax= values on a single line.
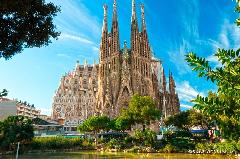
xmin=0 ymin=98 xmax=41 ymax=120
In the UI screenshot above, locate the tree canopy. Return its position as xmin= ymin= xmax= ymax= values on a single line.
xmin=121 ymin=94 xmax=161 ymax=131
xmin=164 ymin=109 xmax=211 ymax=131
xmin=78 ymin=116 xmax=110 ymax=134
xmin=0 ymin=116 xmax=34 ymax=149
xmin=185 ymin=0 xmax=240 ymax=140
xmin=0 ymin=89 xmax=8 ymax=97
xmin=186 ymin=49 xmax=240 ymax=140
xmin=114 ymin=116 xmax=132 ymax=132
xmin=0 ymin=0 xmax=60 ymax=59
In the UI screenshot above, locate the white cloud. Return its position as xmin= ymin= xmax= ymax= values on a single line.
xmin=167 ymin=1 xmax=200 ymax=75
xmin=91 ymin=46 xmax=99 ymax=55
xmin=180 ymin=104 xmax=193 ymax=109
xmin=48 ymin=0 xmax=101 ymax=60
xmin=60 ymin=33 xmax=95 ymax=45
xmin=205 ymin=19 xmax=240 ymax=67
xmin=176 ymin=81 xmax=205 ymax=102
xmin=57 ymin=53 xmax=72 ymax=59
xmin=92 ymin=46 xmax=99 ymax=52
xmin=218 ymin=19 xmax=240 ymax=50
xmin=206 ymin=54 xmax=218 ymax=63
xmin=168 ymin=40 xmax=191 ymax=75
xmin=168 ymin=9 xmax=240 ymax=75
xmin=208 ymin=19 xmax=240 ymax=50
xmin=58 ymin=33 xmax=99 ymax=60
xmin=206 ymin=54 xmax=222 ymax=68
xmin=50 ymin=0 xmax=101 ymax=37
xmin=180 ymin=0 xmax=200 ymax=40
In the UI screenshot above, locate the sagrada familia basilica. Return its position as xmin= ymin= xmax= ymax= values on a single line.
xmin=52 ymin=0 xmax=180 ymax=126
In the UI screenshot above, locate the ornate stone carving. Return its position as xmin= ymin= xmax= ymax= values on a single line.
xmin=52 ymin=0 xmax=180 ymax=124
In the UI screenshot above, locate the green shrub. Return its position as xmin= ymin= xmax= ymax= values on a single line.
xmin=124 ymin=136 xmax=134 ymax=144
xmin=237 ymin=140 xmax=240 ymax=151
xmin=163 ymin=130 xmax=195 ymax=151
xmin=97 ymin=137 xmax=107 ymax=144
xmin=27 ymin=137 xmax=93 ymax=150
xmin=195 ymin=143 xmax=206 ymax=151
xmin=0 ymin=135 xmax=8 ymax=151
xmin=163 ymin=130 xmax=191 ymax=142
xmin=213 ymin=141 xmax=236 ymax=154
xmin=163 ymin=144 xmax=175 ymax=153
xmin=107 ymin=138 xmax=119 ymax=149
xmin=134 ymin=129 xmax=156 ymax=147
xmin=127 ymin=145 xmax=142 ymax=153
xmin=173 ymin=138 xmax=195 ymax=151
xmin=195 ymin=143 xmax=213 ymax=151
xmin=196 ymin=142 xmax=237 ymax=154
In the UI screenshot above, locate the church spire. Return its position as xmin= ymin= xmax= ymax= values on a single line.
xmin=169 ymin=72 xmax=176 ymax=95
xmin=162 ymin=69 xmax=166 ymax=94
xmin=75 ymin=60 xmax=80 ymax=71
xmin=111 ymin=0 xmax=120 ymax=55
xmin=113 ymin=0 xmax=117 ymax=22
xmin=102 ymin=4 xmax=108 ymax=32
xmin=131 ymin=0 xmax=136 ymax=22
xmin=131 ymin=0 xmax=139 ymax=56
xmin=100 ymin=4 xmax=108 ymax=61
xmin=84 ymin=59 xmax=87 ymax=65
xmin=141 ymin=4 xmax=146 ymax=31
xmin=140 ymin=3 xmax=150 ymax=59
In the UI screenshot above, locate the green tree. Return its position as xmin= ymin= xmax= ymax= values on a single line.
xmin=185 ymin=0 xmax=240 ymax=140
xmin=78 ymin=116 xmax=110 ymax=143
xmin=0 ymin=89 xmax=8 ymax=97
xmin=78 ymin=116 xmax=110 ymax=134
xmin=123 ymin=94 xmax=161 ymax=131
xmin=0 ymin=0 xmax=60 ymax=59
xmin=134 ymin=129 xmax=157 ymax=147
xmin=0 ymin=116 xmax=34 ymax=150
xmin=114 ymin=116 xmax=132 ymax=132
xmin=78 ymin=121 xmax=90 ymax=133
xmin=164 ymin=109 xmax=210 ymax=131
xmin=164 ymin=111 xmax=189 ymax=130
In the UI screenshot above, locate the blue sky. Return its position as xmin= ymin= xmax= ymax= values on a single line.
xmin=0 ymin=0 xmax=239 ymax=115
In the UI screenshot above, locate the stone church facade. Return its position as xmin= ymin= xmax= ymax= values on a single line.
xmin=52 ymin=0 xmax=180 ymax=126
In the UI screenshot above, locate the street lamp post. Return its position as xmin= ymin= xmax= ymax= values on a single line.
xmin=163 ymin=95 xmax=167 ymax=118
